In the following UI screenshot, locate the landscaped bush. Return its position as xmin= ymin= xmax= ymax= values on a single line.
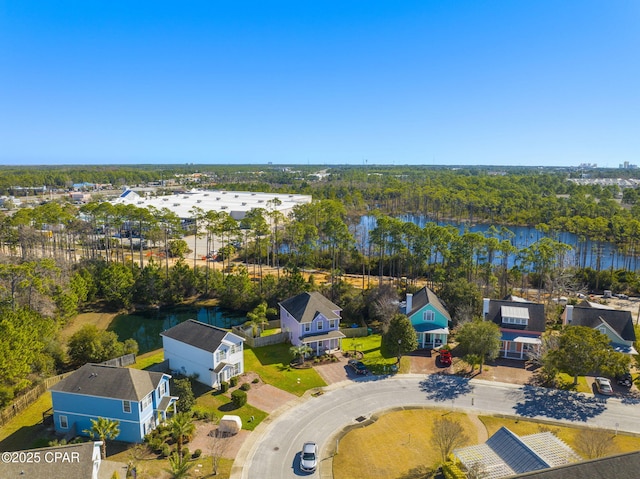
xmin=240 ymin=382 xmax=251 ymax=391
xmin=193 ymin=449 xmax=202 ymax=458
xmin=181 ymin=447 xmax=190 ymax=458
xmin=252 ymin=377 xmax=259 ymax=384
xmin=220 ymin=381 xmax=229 ymax=392
xmin=230 ymin=376 xmax=239 ymax=387
xmin=231 ymin=389 xmax=248 ymax=408
xmin=160 ymin=443 xmax=171 ymax=458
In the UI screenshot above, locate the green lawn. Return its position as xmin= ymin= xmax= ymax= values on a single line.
xmin=194 ymin=389 xmax=268 ymax=431
xmin=343 ymin=334 xmax=410 ymax=374
xmin=0 ymin=394 xmax=53 ymax=451
xmin=244 ymin=344 xmax=326 ymax=395
xmin=131 ymin=349 xmax=165 ymax=370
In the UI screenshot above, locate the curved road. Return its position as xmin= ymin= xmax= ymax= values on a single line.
xmin=239 ymin=374 xmax=640 ymax=479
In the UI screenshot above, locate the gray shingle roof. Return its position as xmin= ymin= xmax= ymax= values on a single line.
xmin=160 ymin=319 xmax=237 ymax=353
xmin=279 ymin=291 xmax=341 ymax=324
xmin=50 ymin=363 xmax=166 ymax=401
xmin=408 ymin=286 xmax=452 ymax=321
xmin=2 ymin=442 xmax=104 ymax=479
xmin=510 ymin=450 xmax=640 ymax=479
xmin=485 ymin=300 xmax=546 ymax=333
xmin=568 ymin=305 xmax=636 ymax=342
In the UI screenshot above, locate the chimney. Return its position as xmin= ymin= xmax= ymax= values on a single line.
xmin=564 ymin=305 xmax=574 ymax=325
xmin=483 ymin=298 xmax=490 ymax=319
xmin=406 ymin=293 xmax=413 ymax=314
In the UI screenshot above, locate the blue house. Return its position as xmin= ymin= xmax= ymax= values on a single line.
xmin=50 ymin=363 xmax=178 ymax=443
xmin=403 ymin=286 xmax=451 ymax=349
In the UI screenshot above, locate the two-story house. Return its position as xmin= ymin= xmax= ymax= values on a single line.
xmin=161 ymin=319 xmax=245 ymax=388
xmin=562 ymin=301 xmax=637 ymax=355
xmin=483 ymin=295 xmax=545 ymax=360
xmin=279 ymin=291 xmax=346 ymax=356
xmin=50 ymin=364 xmax=177 ymax=443
xmin=403 ymin=286 xmax=451 ymax=349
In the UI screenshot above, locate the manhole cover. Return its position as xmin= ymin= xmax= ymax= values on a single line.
xmin=355 ymin=416 xmax=366 ymax=422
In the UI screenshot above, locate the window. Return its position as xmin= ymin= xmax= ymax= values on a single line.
xmin=503 ymin=317 xmax=528 ymax=326
xmin=329 ymin=319 xmax=337 ymax=329
xmin=233 ymin=362 xmax=241 ymax=375
xmin=217 ymin=349 xmax=227 ymax=362
xmin=423 ymin=310 xmax=435 ymax=322
xmin=317 ymin=320 xmax=323 ymax=331
xmin=304 ymin=323 xmax=311 ymax=333
xmin=59 ymin=415 xmax=68 ymax=429
xmin=159 ymin=381 xmax=167 ymax=397
xmin=140 ymin=393 xmax=152 ymax=411
xmin=123 ymin=400 xmax=131 ymax=413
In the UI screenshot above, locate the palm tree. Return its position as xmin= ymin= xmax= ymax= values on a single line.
xmin=246 ymin=301 xmax=269 ymax=338
xmin=290 ymin=344 xmax=313 ymax=365
xmin=84 ymin=417 xmax=120 ymax=459
xmin=170 ymin=412 xmax=196 ymax=456
xmin=166 ymin=451 xmax=194 ymax=479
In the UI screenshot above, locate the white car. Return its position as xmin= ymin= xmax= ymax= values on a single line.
xmin=595 ymin=377 xmax=613 ymax=395
xmin=300 ymin=441 xmax=318 ymax=472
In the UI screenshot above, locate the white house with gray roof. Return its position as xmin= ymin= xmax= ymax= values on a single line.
xmin=161 ymin=319 xmax=245 ymax=388
xmin=50 ymin=364 xmax=177 ymax=443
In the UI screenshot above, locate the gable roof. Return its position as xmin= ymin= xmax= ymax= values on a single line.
xmin=161 ymin=319 xmax=241 ymax=353
xmin=279 ymin=291 xmax=341 ymax=324
xmin=511 ymin=450 xmax=640 ymax=479
xmin=407 ymin=286 xmax=452 ymax=321
xmin=454 ymin=426 xmax=580 ymax=479
xmin=485 ymin=299 xmax=546 ymax=333
xmin=50 ymin=363 xmax=166 ymax=401
xmin=568 ymin=306 xmax=635 ymax=342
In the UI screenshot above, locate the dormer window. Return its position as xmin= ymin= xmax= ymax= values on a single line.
xmin=423 ymin=310 xmax=435 ymax=322
xmin=501 ymin=306 xmax=529 ymax=326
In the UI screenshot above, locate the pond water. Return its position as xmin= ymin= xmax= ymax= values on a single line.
xmin=108 ymin=306 xmax=248 ymax=354
xmin=355 ymin=215 xmax=639 ymax=271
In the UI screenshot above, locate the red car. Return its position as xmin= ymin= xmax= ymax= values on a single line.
xmin=439 ymin=349 xmax=452 ymax=366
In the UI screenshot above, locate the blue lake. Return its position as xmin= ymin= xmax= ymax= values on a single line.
xmin=108 ymin=306 xmax=248 ymax=354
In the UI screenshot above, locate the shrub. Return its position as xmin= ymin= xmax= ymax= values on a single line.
xmin=193 ymin=449 xmax=202 ymax=458
xmin=181 ymin=447 xmax=190 ymax=458
xmin=231 ymin=389 xmax=248 ymax=408
xmin=252 ymin=377 xmax=259 ymax=384
xmin=220 ymin=381 xmax=229 ymax=393
xmin=161 ymin=443 xmax=171 ymax=458
xmin=240 ymin=382 xmax=251 ymax=391
xmin=230 ymin=376 xmax=239 ymax=387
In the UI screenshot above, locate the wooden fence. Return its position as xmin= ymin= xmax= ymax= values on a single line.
xmin=101 ymin=353 xmax=136 ymax=368
xmin=0 ymin=372 xmax=73 ymax=427
xmin=340 ymin=327 xmax=369 ymax=338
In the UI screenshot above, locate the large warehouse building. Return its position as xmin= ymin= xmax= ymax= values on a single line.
xmin=112 ymin=188 xmax=313 ymax=221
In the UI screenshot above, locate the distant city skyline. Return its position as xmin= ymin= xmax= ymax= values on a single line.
xmin=1 ymin=1 xmax=638 ymax=167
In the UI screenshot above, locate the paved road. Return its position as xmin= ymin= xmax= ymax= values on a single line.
xmin=240 ymin=374 xmax=640 ymax=479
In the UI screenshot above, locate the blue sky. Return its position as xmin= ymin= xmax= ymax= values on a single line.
xmin=1 ymin=1 xmax=638 ymax=167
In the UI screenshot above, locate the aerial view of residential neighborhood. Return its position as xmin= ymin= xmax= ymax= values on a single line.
xmin=2 ymin=2 xmax=640 ymax=479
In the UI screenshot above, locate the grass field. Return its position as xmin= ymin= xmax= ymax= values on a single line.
xmin=333 ymin=409 xmax=640 ymax=479
xmin=243 ymin=343 xmax=327 ymax=395
xmin=333 ymin=409 xmax=476 ymax=479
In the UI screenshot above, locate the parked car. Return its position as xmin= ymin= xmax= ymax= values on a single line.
xmin=617 ymin=372 xmax=633 ymax=388
xmin=439 ymin=349 xmax=452 ymax=367
xmin=594 ymin=377 xmax=613 ymax=395
xmin=617 ymin=293 xmax=629 ymax=300
xmin=300 ymin=441 xmax=318 ymax=472
xmin=348 ymin=359 xmax=368 ymax=375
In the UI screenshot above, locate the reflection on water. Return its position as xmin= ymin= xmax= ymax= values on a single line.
xmin=108 ymin=306 xmax=247 ymax=353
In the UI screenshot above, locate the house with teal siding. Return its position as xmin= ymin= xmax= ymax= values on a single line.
xmin=50 ymin=363 xmax=178 ymax=443
xmin=403 ymin=287 xmax=451 ymax=349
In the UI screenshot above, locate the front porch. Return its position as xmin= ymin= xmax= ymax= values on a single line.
xmin=301 ymin=330 xmax=346 ymax=356
xmin=413 ymin=324 xmax=449 ymax=350
xmin=500 ymin=332 xmax=541 ymax=360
